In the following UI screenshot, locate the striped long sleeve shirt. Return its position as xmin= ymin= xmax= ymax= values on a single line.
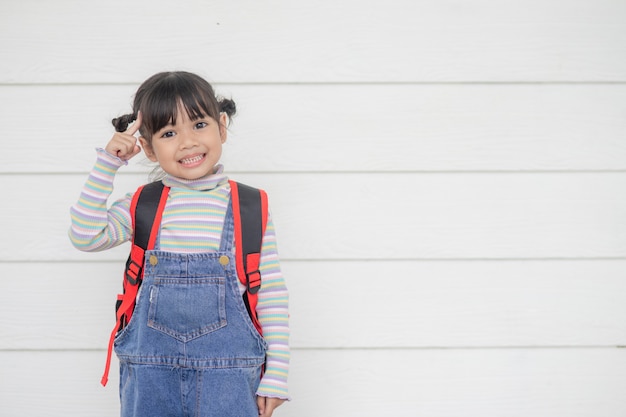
xmin=69 ymin=149 xmax=290 ymax=399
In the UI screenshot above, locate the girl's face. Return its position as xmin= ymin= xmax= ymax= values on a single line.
xmin=139 ymin=103 xmax=227 ymax=180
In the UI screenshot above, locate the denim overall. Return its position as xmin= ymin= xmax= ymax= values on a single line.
xmin=114 ymin=202 xmax=268 ymax=417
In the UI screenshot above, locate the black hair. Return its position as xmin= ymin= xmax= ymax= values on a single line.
xmin=112 ymin=71 xmax=236 ymax=144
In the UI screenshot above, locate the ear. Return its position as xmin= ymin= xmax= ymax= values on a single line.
xmin=219 ymin=113 xmax=228 ymax=144
xmin=139 ymin=137 xmax=158 ymax=162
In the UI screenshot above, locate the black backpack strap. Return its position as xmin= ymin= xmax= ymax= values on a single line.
xmin=237 ymin=182 xmax=264 ymax=293
xmin=103 ymin=181 xmax=169 ymax=387
xmin=125 ymin=181 xmax=167 ymax=284
xmin=229 ymin=180 xmax=268 ymax=335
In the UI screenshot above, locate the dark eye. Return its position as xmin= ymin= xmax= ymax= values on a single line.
xmin=195 ymin=121 xmax=208 ymax=129
xmin=161 ymin=131 xmax=175 ymax=138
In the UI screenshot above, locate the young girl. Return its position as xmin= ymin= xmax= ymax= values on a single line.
xmin=69 ymin=71 xmax=289 ymax=417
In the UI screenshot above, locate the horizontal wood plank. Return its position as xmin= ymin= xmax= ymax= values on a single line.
xmin=3 ymin=84 xmax=626 ymax=173
xmin=1 ymin=349 xmax=624 ymax=416
xmin=1 ymin=260 xmax=625 ymax=350
xmin=1 ymin=0 xmax=625 ymax=83
xmin=2 ymin=172 xmax=625 ymax=261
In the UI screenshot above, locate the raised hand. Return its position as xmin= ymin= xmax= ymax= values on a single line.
xmin=105 ymin=112 xmax=143 ymax=161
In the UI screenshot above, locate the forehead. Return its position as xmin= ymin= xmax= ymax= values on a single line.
xmin=169 ymin=102 xmax=207 ymax=123
xmin=145 ymin=96 xmax=211 ymax=132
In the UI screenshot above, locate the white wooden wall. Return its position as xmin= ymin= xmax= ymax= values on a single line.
xmin=1 ymin=0 xmax=626 ymax=415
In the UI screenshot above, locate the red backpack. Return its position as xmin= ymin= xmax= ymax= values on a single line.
xmin=101 ymin=180 xmax=268 ymax=386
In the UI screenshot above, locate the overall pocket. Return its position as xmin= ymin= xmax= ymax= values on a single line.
xmin=147 ymin=277 xmax=227 ymax=342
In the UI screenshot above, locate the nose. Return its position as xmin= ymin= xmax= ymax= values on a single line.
xmin=178 ymin=129 xmax=197 ymax=149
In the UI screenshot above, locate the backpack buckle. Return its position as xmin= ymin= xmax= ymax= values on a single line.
xmin=125 ymin=259 xmax=142 ymax=285
xmin=246 ymin=270 xmax=261 ymax=294
xmin=125 ymin=245 xmax=146 ymax=285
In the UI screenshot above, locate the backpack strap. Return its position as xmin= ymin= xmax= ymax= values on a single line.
xmin=101 ymin=181 xmax=169 ymax=387
xmin=230 ymin=180 xmax=268 ymax=336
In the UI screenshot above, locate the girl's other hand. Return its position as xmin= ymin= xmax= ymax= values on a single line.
xmin=105 ymin=112 xmax=143 ymax=161
xmin=256 ymin=396 xmax=286 ymax=417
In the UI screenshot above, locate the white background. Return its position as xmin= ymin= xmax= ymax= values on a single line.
xmin=1 ymin=0 xmax=625 ymax=416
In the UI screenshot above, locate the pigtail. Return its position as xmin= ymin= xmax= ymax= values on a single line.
xmin=112 ymin=113 xmax=137 ymax=132
xmin=217 ymin=97 xmax=237 ymax=125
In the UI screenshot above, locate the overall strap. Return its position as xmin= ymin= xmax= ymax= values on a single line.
xmin=101 ymin=181 xmax=169 ymax=387
xmin=229 ymin=180 xmax=268 ymax=336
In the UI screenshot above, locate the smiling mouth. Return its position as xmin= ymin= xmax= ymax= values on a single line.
xmin=179 ymin=154 xmax=206 ymax=165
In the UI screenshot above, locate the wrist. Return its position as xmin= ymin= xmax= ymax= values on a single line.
xmin=96 ymin=147 xmax=128 ymax=168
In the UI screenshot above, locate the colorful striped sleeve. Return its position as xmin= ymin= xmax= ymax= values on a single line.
xmin=255 ymin=213 xmax=291 ymax=400
xmin=69 ymin=149 xmax=133 ymax=252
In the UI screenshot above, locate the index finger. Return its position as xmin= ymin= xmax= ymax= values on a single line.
xmin=125 ymin=111 xmax=143 ymax=136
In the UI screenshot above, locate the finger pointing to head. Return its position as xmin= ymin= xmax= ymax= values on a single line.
xmin=126 ymin=111 xmax=143 ymax=136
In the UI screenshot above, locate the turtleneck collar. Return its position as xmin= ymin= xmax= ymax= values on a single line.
xmin=161 ymin=164 xmax=229 ymax=191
